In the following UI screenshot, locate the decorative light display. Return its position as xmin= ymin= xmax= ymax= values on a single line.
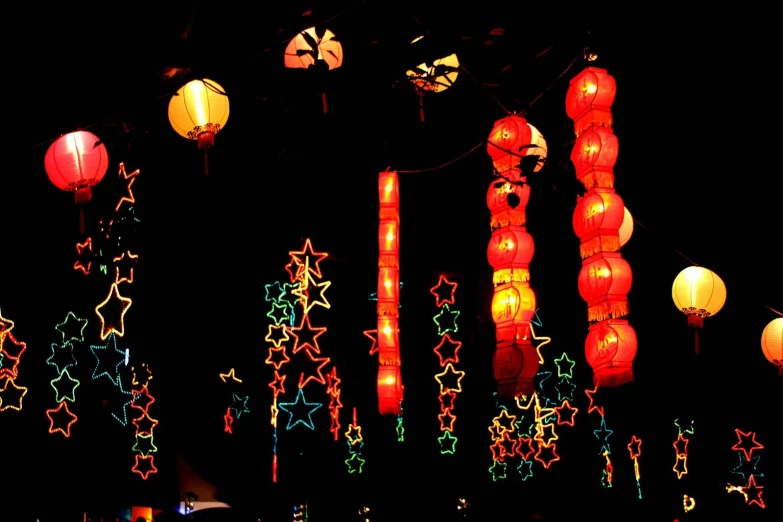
xmin=761 ymin=317 xmax=783 ymax=375
xmin=95 ymin=282 xmax=133 ymax=340
xmin=129 ymin=366 xmax=159 ymax=479
xmin=46 ymin=400 xmax=78 ymax=437
xmin=50 ymin=369 xmax=80 ymax=403
xmin=627 ymin=435 xmax=643 ymax=499
xmin=345 ymin=407 xmax=366 ymax=473
xmin=219 ymin=368 xmax=243 ymax=383
xmin=113 ymin=251 xmax=139 ymax=285
xmin=682 ymin=494 xmax=696 ymax=513
xmin=277 ymin=388 xmax=322 ymax=430
xmin=566 ymin=66 xmax=637 ymax=388
xmin=726 ymin=428 xmax=766 ymax=509
xmin=671 ymin=266 xmax=727 ymax=354
xmin=283 ymin=26 xmax=344 ymax=113
xmin=55 ymin=311 xmax=88 ymax=344
xmin=90 ymin=333 xmax=127 ymax=385
xmin=672 ymin=419 xmax=694 ymax=480
xmin=375 ymin=172 xmax=403 ymax=415
xmin=0 ymin=329 xmax=26 ymax=381
xmin=74 ymin=237 xmax=94 ymax=275
xmin=0 ymin=310 xmax=28 ymax=413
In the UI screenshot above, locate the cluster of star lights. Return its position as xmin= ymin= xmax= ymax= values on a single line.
xmin=725 ymin=428 xmax=766 ymax=509
xmin=46 ymin=312 xmax=86 ymax=436
xmin=1 ymin=309 xmax=29 ymax=414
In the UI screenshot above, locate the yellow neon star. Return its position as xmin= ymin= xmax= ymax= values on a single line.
xmin=524 ymin=323 xmax=551 ymax=365
xmin=95 ymin=282 xmax=133 ymax=340
xmin=292 ymin=272 xmax=331 ymax=316
xmin=435 ymin=362 xmax=466 ymax=395
xmin=219 ymin=368 xmax=242 ymax=383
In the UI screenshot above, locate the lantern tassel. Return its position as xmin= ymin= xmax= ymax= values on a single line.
xmin=321 ymin=92 xmax=328 ymax=114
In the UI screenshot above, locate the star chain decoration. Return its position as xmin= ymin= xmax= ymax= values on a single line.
xmin=112 ymin=250 xmax=139 ymax=284
xmin=265 ymin=346 xmax=291 ymax=370
xmin=132 ymin=433 xmax=158 ymax=457
xmin=268 ymin=371 xmax=286 ymax=397
xmin=433 ymin=334 xmax=461 ymax=366
xmin=627 ymin=435 xmax=642 ymax=459
xmin=433 ymin=304 xmax=460 ymax=336
xmin=0 ymin=331 xmax=26 ymax=380
xmin=131 ymin=385 xmax=155 ymax=414
xmin=278 ymin=388 xmax=323 ymax=430
xmin=55 ymin=312 xmax=88 ymax=344
xmin=435 ymin=363 xmax=466 ymax=395
xmin=51 ymin=369 xmax=81 ymax=402
xmin=132 ymin=412 xmax=159 ymax=435
xmin=74 ymin=237 xmax=94 ymax=275
xmin=554 ymin=399 xmax=578 ymax=427
xmin=429 ymin=275 xmax=458 ymax=307
xmin=95 ymin=282 xmax=132 ymax=340
xmin=593 ymin=415 xmax=613 ymax=455
xmin=345 ymin=453 xmax=366 ymax=473
xmin=132 ymin=455 xmax=158 ymax=480
xmin=266 ymin=302 xmax=290 ymax=325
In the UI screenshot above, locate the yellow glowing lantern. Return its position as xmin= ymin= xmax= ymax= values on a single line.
xmin=761 ymin=317 xmax=783 ymax=375
xmin=406 ymin=36 xmax=459 ymax=121
xmin=284 ymin=27 xmax=344 ymax=70
xmin=671 ymin=266 xmax=727 ymax=353
xmin=619 ymin=206 xmax=634 ymax=247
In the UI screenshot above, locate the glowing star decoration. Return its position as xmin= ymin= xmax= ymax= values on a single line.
xmin=95 ymin=282 xmax=132 ymax=340
xmin=673 ymin=455 xmax=688 ymax=479
xmin=131 ymin=362 xmax=153 ymax=387
xmin=115 ymin=177 xmax=137 ymax=212
xmin=265 ymin=281 xmax=285 ymax=302
xmin=223 ymin=408 xmax=235 ymax=434
xmin=46 ymin=341 xmax=77 ymax=375
xmin=742 ymin=475 xmax=766 ymax=508
xmin=345 ymin=453 xmax=366 ymax=474
xmin=554 ymin=377 xmax=577 ymax=402
xmin=523 ymin=323 xmax=551 ymax=365
xmin=433 ymin=334 xmax=462 ymax=367
xmin=131 ymin=386 xmax=155 ymax=414
xmin=292 ymin=272 xmax=332 ymax=316
xmin=265 ymin=324 xmax=290 ymax=347
xmin=517 ymin=459 xmax=534 ymax=481
xmin=438 ymin=430 xmax=459 ymax=454
xmin=601 ymin=450 xmax=613 ymax=488
xmin=515 ymin=437 xmax=537 ymax=460
xmin=435 ymin=363 xmax=466 ymax=395
xmin=438 ymin=408 xmax=457 ymax=431
xmin=277 ymin=388 xmax=322 ymax=430
xmin=593 ymin=415 xmax=613 ymax=455
xmin=265 ymin=346 xmax=291 ymax=371
xmin=46 ymin=400 xmax=78 ymax=436
xmin=363 ymin=329 xmax=379 ymax=355
xmin=396 ymin=416 xmax=405 ymax=442
xmin=132 ymin=433 xmax=158 ymax=457
xmin=731 ymin=429 xmax=764 ymax=461
xmin=492 ymin=408 xmax=517 ymax=434
xmin=229 ymin=394 xmax=250 ymax=419
xmin=55 ymin=312 xmax=88 ymax=344
xmin=584 ymin=386 xmax=605 ymax=417
xmin=628 ymin=435 xmax=643 ymax=499
xmin=673 ymin=433 xmax=689 ymax=456
xmin=113 ymin=251 xmax=139 ymax=284
xmin=489 ymin=460 xmax=507 ymax=481
xmin=50 ymin=369 xmax=80 ymax=402
xmin=430 ymin=275 xmax=458 ymax=307
xmin=288 ymin=315 xmax=326 ymax=354
xmin=345 ymin=421 xmax=363 ymax=445
xmin=297 ymin=350 xmax=330 ymax=388
xmin=553 ymin=352 xmax=576 ymax=378
xmin=731 ymin=452 xmax=764 ymax=483
xmin=105 ymin=375 xmax=134 ymax=426
xmin=554 ymin=400 xmax=578 ymax=426
xmin=0 ymin=378 xmax=27 ymax=411
xmin=219 ymin=368 xmax=243 ymax=383
xmin=0 ymin=331 xmax=26 ymax=380
xmin=74 ymin=237 xmax=94 ymax=274
xmin=439 ymin=391 xmax=457 ymax=411
xmin=90 ymin=333 xmax=126 ymax=385
xmin=534 ymin=422 xmax=558 ymax=446
xmin=0 ymin=311 xmax=14 ymax=336
xmin=534 ymin=442 xmax=560 ymax=469
xmin=269 ymin=371 xmax=287 ymax=397
xmin=266 ymin=302 xmax=290 ymax=325
xmin=433 ymin=304 xmax=460 ymax=336
xmin=132 ymin=412 xmax=159 ymax=435
xmin=682 ymin=494 xmax=696 ymax=513
xmin=132 ymin=454 xmax=158 ymax=480
xmin=289 ymin=238 xmax=328 ymax=281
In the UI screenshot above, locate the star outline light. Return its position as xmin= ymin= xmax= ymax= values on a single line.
xmin=95 ymin=282 xmax=133 ymax=340
xmin=55 ymin=312 xmax=88 ymax=344
xmin=435 ymin=362 xmax=466 ymax=395
xmin=278 ymin=388 xmax=323 ymax=430
xmin=430 ymin=275 xmax=458 ymax=307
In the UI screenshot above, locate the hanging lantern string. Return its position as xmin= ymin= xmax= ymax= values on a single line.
xmin=397 ymin=142 xmax=485 ymax=174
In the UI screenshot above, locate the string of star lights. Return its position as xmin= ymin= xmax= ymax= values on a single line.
xmin=672 ymin=418 xmax=694 ymax=480
xmin=726 ymin=428 xmax=766 ymax=509
xmin=130 ymin=366 xmax=159 ymax=480
xmin=0 ymin=308 xmax=29 ymax=414
xmin=431 ymin=275 xmax=462 ymax=454
xmin=345 ymin=407 xmax=366 ymax=474
xmin=627 ymin=435 xmax=643 ymax=499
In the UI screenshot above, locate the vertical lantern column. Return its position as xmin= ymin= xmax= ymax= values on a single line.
xmin=377 ymin=172 xmax=403 ymax=415
xmin=566 ymin=67 xmax=637 ymax=388
xmin=485 ymin=115 xmax=543 ymax=398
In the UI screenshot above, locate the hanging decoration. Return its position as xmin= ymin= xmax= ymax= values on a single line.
xmin=760 ymin=317 xmax=782 ymax=375
xmin=44 ymin=130 xmax=109 ymax=234
xmin=627 ymin=435 xmax=643 ymax=499
xmin=168 ymin=78 xmax=230 ymax=175
xmin=672 ymin=418 xmax=694 ymax=480
xmin=345 ymin=407 xmax=366 ymax=474
xmin=432 ymin=276 xmax=462 ymax=454
xmin=130 ymin=374 xmax=159 ymax=480
xmin=726 ymin=428 xmax=766 ymax=509
xmin=0 ymin=308 xmax=29 ymax=413
xmin=406 ymin=35 xmax=459 ymax=121
xmin=284 ymin=26 xmax=344 ymax=113
xmin=671 ymin=266 xmax=727 ymax=354
xmin=566 ymin=66 xmax=637 ymax=388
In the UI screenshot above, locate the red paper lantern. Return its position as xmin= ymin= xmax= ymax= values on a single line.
xmin=377 ymin=316 xmax=400 ymax=366
xmin=578 ymin=253 xmax=632 ymax=322
xmin=570 ymin=126 xmax=619 ymax=176
xmin=379 ymin=171 xmax=399 ymax=219
xmin=493 ymin=340 xmax=539 ymax=398
xmin=487 ymin=177 xmax=529 ymax=229
xmin=566 ymin=67 xmax=616 ymax=136
xmin=378 ymin=219 xmax=399 ymax=267
xmin=487 ymin=225 xmax=535 ymax=285
xmin=585 ymin=319 xmax=637 ymax=387
xmin=486 ymin=115 xmax=532 ymax=173
xmin=377 ymin=364 xmax=403 ymax=415
xmin=572 ymin=189 xmax=626 ymax=258
xmin=491 ymin=282 xmax=537 ymax=342
xmin=377 ymin=266 xmax=400 ymax=316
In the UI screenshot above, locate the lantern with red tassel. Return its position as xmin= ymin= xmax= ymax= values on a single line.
xmin=44 ymin=130 xmax=109 ymax=235
xmin=584 ymin=319 xmax=637 ymax=387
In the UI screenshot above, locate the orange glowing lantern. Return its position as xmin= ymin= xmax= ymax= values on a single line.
xmin=168 ymin=78 xmax=229 ymax=175
xmin=565 ymin=67 xmax=617 ymax=137
xmin=377 ymin=316 xmax=400 ymax=366
xmin=487 ymin=115 xmax=533 ymax=174
xmin=379 ymin=219 xmax=399 ymax=267
xmin=570 ymin=126 xmax=619 ymax=177
xmin=491 ymin=282 xmax=537 ymax=342
xmin=572 ymin=190 xmax=626 ymax=258
xmin=487 ymin=176 xmax=530 ymax=229
xmin=377 ymin=266 xmax=400 ymax=316
xmin=378 ymin=364 xmax=403 ymax=415
xmin=578 ymin=253 xmax=633 ymax=323
xmin=761 ymin=317 xmax=783 ymax=375
xmin=405 ymin=35 xmax=459 ymax=121
xmin=585 ymin=319 xmax=637 ymax=387
xmin=44 ymin=130 xmax=109 ymax=234
xmin=671 ymin=266 xmax=727 ymax=354
xmin=379 ymin=171 xmax=399 ymax=219
xmin=493 ymin=340 xmax=540 ymax=397
xmin=619 ymin=206 xmax=634 ymax=247
xmin=487 ymin=225 xmax=535 ymax=285
xmin=284 ymin=26 xmax=344 ymax=113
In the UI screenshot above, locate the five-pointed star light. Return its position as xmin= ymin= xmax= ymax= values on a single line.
xmin=433 ymin=304 xmax=460 ymax=336
xmin=265 ymin=324 xmax=290 ymax=348
xmin=730 ymin=452 xmax=764 ymax=482
xmin=435 ymin=363 xmax=466 ymax=395
xmin=131 ymin=385 xmax=155 ymax=414
xmin=438 ymin=391 xmax=456 ymax=411
xmin=265 ymin=346 xmax=291 ymax=371
xmin=593 ymin=415 xmax=613 ymax=454
xmin=325 ymin=366 xmax=341 ymax=396
xmin=673 ymin=455 xmax=688 ymax=479
xmin=292 ymin=272 xmax=332 ymax=316
xmin=112 ymin=250 xmax=139 ymax=284
xmin=429 ymin=275 xmax=458 ymax=307
xmin=115 ymin=176 xmax=137 ymax=212
xmin=46 ymin=400 xmax=78 ymax=437
xmin=553 ymin=352 xmax=576 ymax=378
xmin=554 ymin=400 xmax=578 ymax=427
xmin=50 ymin=369 xmax=80 ymax=402
xmin=46 ymin=341 xmax=77 ymax=375
xmin=266 ymin=302 xmax=290 ymax=325
xmin=345 ymin=453 xmax=366 ymax=473
xmin=132 ymin=454 xmax=158 ymax=480
xmin=0 ymin=311 xmax=14 ymax=336
xmin=438 ymin=430 xmax=458 ymax=454
xmin=289 ymin=238 xmax=328 ymax=280
xmin=492 ymin=409 xmax=517 ymax=433
xmin=584 ymin=386 xmax=605 ymax=417
xmin=269 ymin=371 xmax=287 ymax=397
xmin=55 ymin=312 xmax=88 ymax=344
xmin=90 ymin=333 xmax=127 ymax=385
xmin=132 ymin=433 xmax=158 ymax=457
xmin=297 ymin=350 xmax=330 ymax=388
xmin=437 ymin=408 xmax=457 ymax=431
xmin=218 ymin=368 xmax=243 ymax=383
xmin=489 ymin=460 xmax=507 ymax=481
xmin=627 ymin=435 xmax=642 ymax=459
xmin=363 ymin=329 xmax=378 ymax=355
xmin=223 ymin=407 xmax=235 ymax=434
xmin=395 ymin=416 xmax=405 ymax=442
xmin=345 ymin=423 xmax=363 ymax=444
xmin=524 ymin=323 xmax=551 ymax=365
xmin=535 ymin=442 xmax=561 ymax=469
xmin=131 ymin=363 xmax=153 ymax=387
xmin=731 ymin=429 xmax=764 ymax=461
xmin=74 ymin=237 xmax=94 ymax=275
xmin=278 ymin=388 xmax=323 ymax=430
xmin=230 ymin=394 xmax=251 ymax=419
xmin=264 ymin=281 xmax=285 ymax=302
xmin=555 ymin=376 xmax=577 ymax=402
xmin=743 ymin=475 xmax=766 ymax=508
xmin=289 ymin=314 xmax=326 ymax=354
xmin=673 ymin=433 xmax=689 ymax=456
xmin=0 ymin=332 xmax=26 ymax=380
xmin=517 ymin=458 xmax=534 ymax=481
xmin=515 ymin=437 xmax=536 ymax=460
xmin=515 ymin=416 xmax=536 ymax=438
xmin=0 ymin=378 xmax=28 ymax=411
xmin=95 ymin=282 xmax=133 ymax=340
xmin=433 ymin=334 xmax=462 ymax=366
xmin=132 ymin=412 xmax=159 ymax=435
xmin=535 ymin=422 xmax=559 ymax=446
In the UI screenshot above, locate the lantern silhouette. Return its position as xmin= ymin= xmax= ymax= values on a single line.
xmin=671 ymin=266 xmax=727 ymax=354
xmin=578 ymin=253 xmax=633 ymax=322
xmin=377 ymin=364 xmax=403 ymax=415
xmin=487 ymin=176 xmax=530 ymax=229
xmin=168 ymin=78 xmax=229 ymax=175
xmin=761 ymin=317 xmax=783 ymax=375
xmin=566 ymin=67 xmax=616 ymax=136
xmin=284 ymin=26 xmax=344 ymax=113
xmin=493 ymin=340 xmax=539 ymax=397
xmin=619 ymin=206 xmax=634 ymax=247
xmin=491 ymin=282 xmax=536 ymax=342
xmin=406 ymin=35 xmax=459 ymax=122
xmin=585 ymin=319 xmax=637 ymax=387
xmin=487 ymin=225 xmax=535 ymax=285
xmin=44 ymin=130 xmax=109 ymax=234
xmin=572 ymin=190 xmax=626 ymax=258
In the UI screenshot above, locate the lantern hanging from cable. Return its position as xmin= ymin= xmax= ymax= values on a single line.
xmin=671 ymin=266 xmax=727 ymax=354
xmin=405 ymin=36 xmax=459 ymax=122
xmin=44 ymin=130 xmax=109 ymax=235
xmin=284 ymin=26 xmax=344 ymax=114
xmin=168 ymin=78 xmax=229 ymax=176
xmin=761 ymin=317 xmax=783 ymax=375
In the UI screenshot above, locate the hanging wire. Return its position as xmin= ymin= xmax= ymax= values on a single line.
xmin=527 ymin=50 xmax=584 ymax=109
xmin=397 ymin=142 xmax=485 ymax=174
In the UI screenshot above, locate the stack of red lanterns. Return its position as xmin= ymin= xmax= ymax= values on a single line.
xmin=566 ymin=67 xmax=637 ymax=388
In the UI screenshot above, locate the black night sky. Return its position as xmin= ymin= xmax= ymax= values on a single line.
xmin=10 ymin=3 xmax=782 ymax=521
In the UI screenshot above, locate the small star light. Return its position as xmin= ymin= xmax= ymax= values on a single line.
xmin=553 ymin=352 xmax=576 ymax=378
xmin=731 ymin=429 xmax=764 ymax=461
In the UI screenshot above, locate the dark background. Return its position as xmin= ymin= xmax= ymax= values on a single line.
xmin=8 ymin=2 xmax=781 ymax=521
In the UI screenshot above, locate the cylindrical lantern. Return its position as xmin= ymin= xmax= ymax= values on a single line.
xmin=570 ymin=126 xmax=619 ymax=177
xmin=572 ymin=189 xmax=626 ymax=258
xmin=566 ymin=67 xmax=617 ymax=136
xmin=378 ymin=219 xmax=399 ymax=267
xmin=379 ymin=171 xmax=399 ymax=219
xmin=493 ymin=340 xmax=539 ymax=398
xmin=487 ymin=115 xmax=532 ymax=174
xmin=377 ymin=316 xmax=400 ymax=366
xmin=487 ymin=177 xmax=530 ymax=229
xmin=761 ymin=317 xmax=783 ymax=375
xmin=585 ymin=319 xmax=637 ymax=387
xmin=491 ymin=282 xmax=536 ymax=342
xmin=671 ymin=265 xmax=727 ymax=354
xmin=619 ymin=206 xmax=634 ymax=247
xmin=168 ymin=78 xmax=230 ymax=150
xmin=487 ymin=225 xmax=535 ymax=284
xmin=578 ymin=253 xmax=633 ymax=322
xmin=377 ymin=266 xmax=400 ymax=316
xmin=378 ymin=364 xmax=403 ymax=415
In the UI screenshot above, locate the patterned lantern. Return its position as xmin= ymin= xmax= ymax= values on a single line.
xmin=761 ymin=318 xmax=783 ymax=375
xmin=566 ymin=67 xmax=617 ymax=136
xmin=578 ymin=253 xmax=633 ymax=322
xmin=487 ymin=176 xmax=530 ymax=229
xmin=585 ymin=319 xmax=637 ymax=387
xmin=377 ymin=365 xmax=403 ymax=415
xmin=572 ymin=190 xmax=626 ymax=258
xmin=491 ymin=282 xmax=537 ymax=342
xmin=487 ymin=115 xmax=532 ymax=174
xmin=44 ymin=130 xmax=109 ymax=234
xmin=377 ymin=266 xmax=400 ymax=316
xmin=487 ymin=226 xmax=535 ymax=285
xmin=493 ymin=340 xmax=539 ymax=398
xmin=571 ymin=126 xmax=619 ymax=176
xmin=671 ymin=266 xmax=727 ymax=354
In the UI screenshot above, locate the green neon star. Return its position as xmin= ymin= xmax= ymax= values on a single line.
xmin=50 ymin=368 xmax=80 ymax=403
xmin=433 ymin=304 xmax=460 ymax=336
xmin=132 ymin=433 xmax=158 ymax=457
xmin=438 ymin=430 xmax=458 ymax=454
xmin=488 ymin=460 xmax=507 ymax=481
xmin=553 ymin=352 xmax=576 ymax=378
xmin=345 ymin=453 xmax=366 ymax=473
xmin=266 ymin=302 xmax=290 ymax=326
xmin=55 ymin=312 xmax=88 ymax=344
xmin=515 ymin=416 xmax=535 ymax=437
xmin=396 ymin=416 xmax=405 ymax=442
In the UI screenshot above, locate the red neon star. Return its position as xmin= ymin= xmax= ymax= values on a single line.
xmin=223 ymin=407 xmax=235 ymax=434
xmin=265 ymin=345 xmax=291 ymax=371
xmin=429 ymin=275 xmax=458 ymax=307
xmin=131 ymin=386 xmax=156 ymax=414
xmin=74 ymin=237 xmax=93 ymax=275
xmin=46 ymin=401 xmax=78 ymax=437
xmin=731 ymin=429 xmax=764 ymax=461
xmin=269 ymin=371 xmax=287 ymax=397
xmin=297 ymin=351 xmax=330 ymax=389
xmin=628 ymin=435 xmax=642 ymax=459
xmin=289 ymin=238 xmax=328 ymax=280
xmin=743 ymin=475 xmax=766 ymax=508
xmin=289 ymin=314 xmax=326 ymax=354
xmin=0 ymin=331 xmax=26 ymax=380
xmin=132 ymin=454 xmax=158 ymax=480
xmin=584 ymin=386 xmax=604 ymax=417
xmin=554 ymin=399 xmax=578 ymax=427
xmin=325 ymin=366 xmax=341 ymax=396
xmin=363 ymin=329 xmax=378 ymax=355
xmin=433 ymin=333 xmax=461 ymax=366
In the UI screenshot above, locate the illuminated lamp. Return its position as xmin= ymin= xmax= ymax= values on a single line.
xmin=570 ymin=126 xmax=619 ymax=178
xmin=377 ymin=316 xmax=400 ymax=366
xmin=168 ymin=78 xmax=229 ymax=175
xmin=487 ymin=175 xmax=530 ymax=229
xmin=377 ymin=266 xmax=400 ymax=316
xmin=487 ymin=225 xmax=535 ymax=285
xmin=491 ymin=282 xmax=536 ymax=342
xmin=486 ymin=115 xmax=532 ymax=174
xmin=585 ymin=319 xmax=637 ymax=388
xmin=378 ymin=219 xmax=399 ymax=268
xmin=284 ymin=27 xmax=343 ymax=70
xmin=378 ymin=364 xmax=403 ymax=415
xmin=760 ymin=317 xmax=782 ymax=375
xmin=379 ymin=171 xmax=399 ymax=219
xmin=578 ymin=253 xmax=633 ymax=322
xmin=44 ymin=130 xmax=109 ymax=234
xmin=619 ymin=206 xmax=634 ymax=247
xmin=493 ymin=340 xmax=539 ymax=398
xmin=572 ymin=190 xmax=626 ymax=258
xmin=671 ymin=266 xmax=726 ymax=354
xmin=405 ymin=36 xmax=459 ymax=121
xmin=565 ymin=67 xmax=617 ymax=137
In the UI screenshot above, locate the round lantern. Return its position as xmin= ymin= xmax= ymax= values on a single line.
xmin=487 ymin=226 xmax=535 ymax=284
xmin=406 ymin=52 xmax=460 ymax=93
xmin=377 ymin=364 xmax=403 ymax=415
xmin=526 ymin=124 xmax=548 ymax=173
xmin=168 ymin=78 xmax=229 ymax=162
xmin=578 ymin=253 xmax=633 ymax=322
xmin=493 ymin=340 xmax=540 ymax=398
xmin=572 ymin=190 xmax=626 ymax=258
xmin=570 ymin=126 xmax=619 ymax=177
xmin=487 ymin=176 xmax=530 ymax=229
xmin=284 ymin=27 xmax=344 ymax=70
xmin=565 ymin=67 xmax=616 ymax=136
xmin=487 ymin=115 xmax=532 ymax=174
xmin=619 ymin=206 xmax=634 ymax=247
xmin=585 ymin=319 xmax=637 ymax=388
xmin=671 ymin=266 xmax=727 ymax=354
xmin=44 ymin=130 xmax=109 ymax=234
xmin=761 ymin=318 xmax=783 ymax=375
xmin=491 ymin=282 xmax=536 ymax=342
